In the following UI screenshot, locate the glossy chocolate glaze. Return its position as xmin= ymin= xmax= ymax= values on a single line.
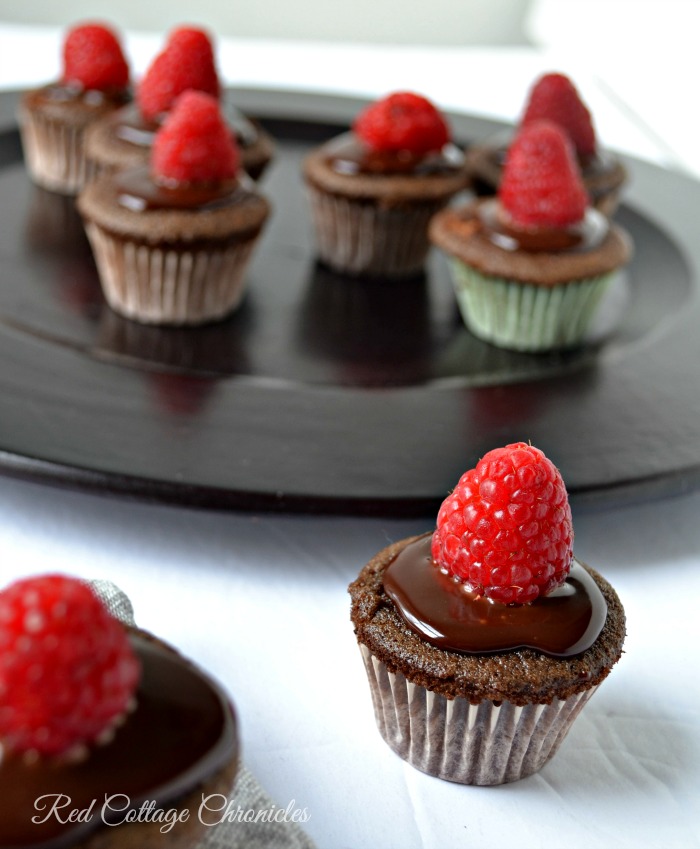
xmin=326 ymin=132 xmax=465 ymax=177
xmin=26 ymin=83 xmax=130 ymax=111
xmin=478 ymin=198 xmax=609 ymax=254
xmin=116 ymin=166 xmax=253 ymax=213
xmin=0 ymin=633 xmax=237 ymax=849
xmin=111 ymin=99 xmax=259 ymax=151
xmin=384 ymin=536 xmax=607 ymax=657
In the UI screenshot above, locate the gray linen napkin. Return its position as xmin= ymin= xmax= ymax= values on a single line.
xmin=88 ymin=579 xmax=316 ymax=849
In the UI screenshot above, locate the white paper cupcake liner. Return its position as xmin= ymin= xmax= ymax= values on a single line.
xmin=84 ymin=223 xmax=258 ymax=325
xmin=19 ymin=110 xmax=95 ymax=195
xmin=360 ymin=644 xmax=597 ymax=785
xmin=449 ymin=261 xmax=617 ymax=352
xmin=307 ymin=186 xmax=444 ymax=278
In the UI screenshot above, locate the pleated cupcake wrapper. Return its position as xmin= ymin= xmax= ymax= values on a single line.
xmin=84 ymin=223 xmax=257 ymax=325
xmin=307 ymin=186 xmax=445 ymax=278
xmin=360 ymin=644 xmax=597 ymax=785
xmin=19 ymin=110 xmax=95 ymax=195
xmin=449 ymin=260 xmax=617 ymax=352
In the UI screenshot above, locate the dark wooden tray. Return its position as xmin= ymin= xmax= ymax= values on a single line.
xmin=0 ymin=88 xmax=698 ymax=516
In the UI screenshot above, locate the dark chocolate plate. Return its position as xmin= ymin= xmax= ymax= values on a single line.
xmin=0 ymin=88 xmax=698 ymax=516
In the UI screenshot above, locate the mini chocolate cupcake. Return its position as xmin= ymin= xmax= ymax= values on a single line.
xmin=349 ymin=442 xmax=626 ymax=785
xmin=431 ymin=121 xmax=632 ymax=351
xmin=303 ymin=91 xmax=470 ymax=278
xmin=0 ymin=574 xmax=238 ymax=849
xmin=18 ymin=22 xmax=131 ymax=194
xmin=466 ymin=73 xmax=627 ymax=215
xmin=78 ymin=91 xmax=270 ymax=326
xmin=85 ymin=26 xmax=274 ymax=182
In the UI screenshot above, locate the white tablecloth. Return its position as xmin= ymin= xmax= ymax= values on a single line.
xmin=1 ymin=23 xmax=699 ymax=849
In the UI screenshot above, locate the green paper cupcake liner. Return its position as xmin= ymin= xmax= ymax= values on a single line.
xmin=449 ymin=261 xmax=617 ymax=352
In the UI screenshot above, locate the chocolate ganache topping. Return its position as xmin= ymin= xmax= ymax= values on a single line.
xmin=478 ymin=198 xmax=609 ymax=254
xmin=25 ymin=83 xmax=130 ymax=112
xmin=383 ymin=535 xmax=607 ymax=658
xmin=0 ymin=633 xmax=238 ymax=849
xmin=115 ymin=165 xmax=254 ymax=213
xmin=327 ymin=132 xmax=465 ymax=177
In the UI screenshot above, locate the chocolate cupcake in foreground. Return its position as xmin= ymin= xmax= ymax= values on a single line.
xmin=349 ymin=442 xmax=626 ymax=785
xmin=0 ymin=574 xmax=238 ymax=849
xmin=466 ymin=72 xmax=627 ymax=215
xmin=78 ymin=90 xmax=270 ymax=326
xmin=303 ymin=91 xmax=469 ymax=278
xmin=431 ymin=121 xmax=632 ymax=352
xmin=18 ymin=22 xmax=131 ymax=194
xmin=84 ymin=26 xmax=274 ymax=182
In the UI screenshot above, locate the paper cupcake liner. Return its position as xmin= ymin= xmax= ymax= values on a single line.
xmin=359 ymin=644 xmax=597 ymax=785
xmin=449 ymin=261 xmax=616 ymax=352
xmin=307 ymin=187 xmax=444 ymax=278
xmin=19 ymin=110 xmax=95 ymax=195
xmin=84 ymin=223 xmax=258 ymax=325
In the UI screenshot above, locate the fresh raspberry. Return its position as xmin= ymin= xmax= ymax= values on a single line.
xmin=152 ymin=91 xmax=239 ymax=183
xmin=0 ymin=574 xmax=141 ymax=756
xmin=62 ymin=23 xmax=129 ymax=91
xmin=431 ymin=443 xmax=573 ymax=605
xmin=499 ymin=121 xmax=588 ymax=228
xmin=521 ymin=73 xmax=597 ymax=159
xmin=137 ymin=26 xmax=220 ymax=122
xmin=354 ymin=91 xmax=450 ymax=155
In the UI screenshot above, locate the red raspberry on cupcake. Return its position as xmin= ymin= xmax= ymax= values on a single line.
xmin=303 ymin=90 xmax=469 ymax=278
xmin=137 ymin=26 xmax=220 ymax=123
xmin=353 ymin=91 xmax=449 ymax=155
xmin=520 ymin=72 xmax=596 ymax=161
xmin=151 ymin=88 xmax=239 ymax=182
xmin=499 ymin=119 xmax=589 ymax=228
xmin=62 ymin=23 xmax=130 ymax=92
xmin=18 ymin=21 xmax=131 ymax=194
xmin=0 ymin=574 xmax=140 ymax=756
xmin=431 ymin=442 xmax=573 ymax=604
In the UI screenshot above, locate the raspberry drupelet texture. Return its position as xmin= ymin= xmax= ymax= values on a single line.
xmin=0 ymin=574 xmax=140 ymax=757
xmin=431 ymin=442 xmax=573 ymax=605
xmin=137 ymin=26 xmax=220 ymax=122
xmin=521 ymin=72 xmax=597 ymax=160
xmin=499 ymin=120 xmax=589 ymax=229
xmin=354 ymin=91 xmax=450 ymax=155
xmin=152 ymin=90 xmax=239 ymax=183
xmin=62 ymin=22 xmax=130 ymax=91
